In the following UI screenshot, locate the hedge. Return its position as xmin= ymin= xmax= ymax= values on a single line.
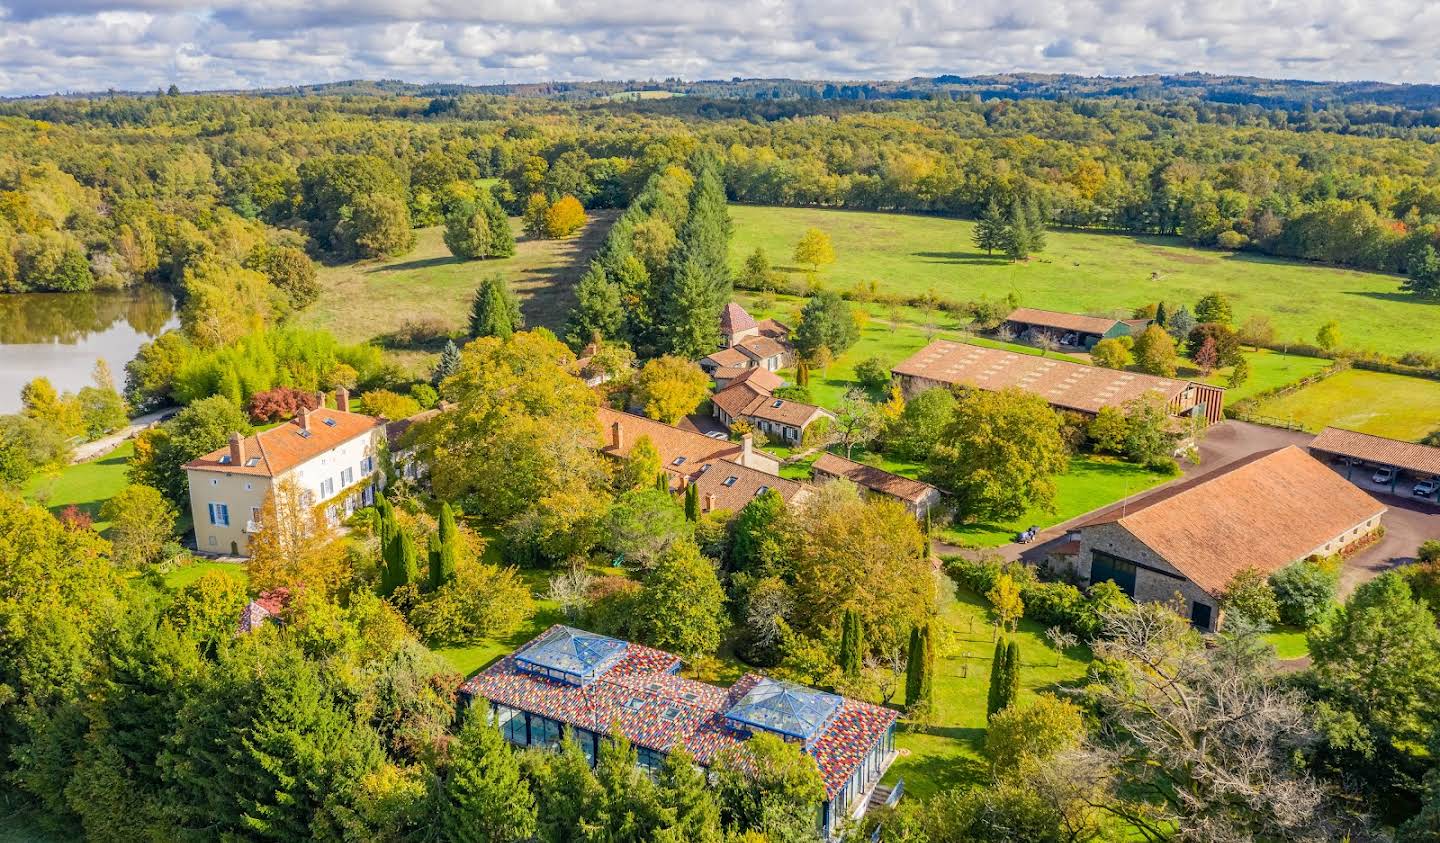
xmin=945 ymin=556 xmax=1131 ymax=641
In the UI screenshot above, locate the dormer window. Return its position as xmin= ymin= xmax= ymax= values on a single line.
xmin=755 ymin=486 xmax=769 ymax=496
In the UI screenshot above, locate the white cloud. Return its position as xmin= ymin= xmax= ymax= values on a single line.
xmin=0 ymin=0 xmax=1438 ymax=96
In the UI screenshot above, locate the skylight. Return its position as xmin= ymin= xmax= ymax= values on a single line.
xmin=772 ymin=400 xmax=784 ymax=408
xmin=722 ymin=476 xmax=738 ymax=487
xmin=724 ymin=677 xmax=842 ymax=747
xmin=755 ymin=486 xmax=769 ymax=496
xmin=245 ymin=457 xmax=261 ymax=467
xmin=672 ymin=456 xmax=687 ymax=465
xmin=297 ymin=429 xmax=312 ymax=439
xmin=323 ymin=417 xmax=337 ymax=427
xmin=514 ymin=625 xmax=629 ymax=687
xmin=218 ymin=455 xmax=231 ymax=464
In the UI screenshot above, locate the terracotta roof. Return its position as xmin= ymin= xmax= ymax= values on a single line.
xmin=1006 ymin=307 xmax=1121 ymax=335
xmin=702 ymin=347 xmax=752 ymax=369
xmin=185 ymin=408 xmax=383 ymax=477
xmin=811 ymin=453 xmax=939 ymax=504
xmin=713 ymin=381 xmax=830 ymax=428
xmin=1310 ymin=427 xmax=1440 ymax=476
xmin=755 ymin=318 xmax=791 ymax=340
xmin=1081 ymin=446 xmax=1387 ymax=596
xmin=735 ymin=335 xmax=788 ymax=361
xmin=236 ymin=587 xmax=292 ymax=635
xmin=691 ymin=461 xmax=808 ymax=513
xmin=597 ymin=407 xmax=740 ymax=475
xmin=726 ymin=367 xmax=784 ymax=392
xmin=892 ymin=340 xmax=1193 ymax=415
xmin=461 ymin=626 xmax=897 ymax=799
xmin=720 ymin=302 xmax=757 ymax=335
xmin=385 ymin=408 xmax=441 ymax=447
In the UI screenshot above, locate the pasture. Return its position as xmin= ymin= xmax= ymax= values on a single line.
xmin=728 ymin=205 xmax=1437 ymax=359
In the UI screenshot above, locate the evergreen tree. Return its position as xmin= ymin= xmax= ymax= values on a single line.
xmin=531 ymin=739 xmax=603 ymax=843
xmin=987 ymin=638 xmax=1009 ymax=720
xmin=839 ymin=608 xmax=864 ymax=679
xmin=660 ymin=251 xmax=723 ymax=358
xmin=443 ymin=200 xmax=493 ymax=260
xmin=796 ymin=361 xmax=810 ymax=386
xmin=479 ymin=189 xmax=516 ymax=257
xmin=657 ymin=162 xmax=731 ymax=358
xmin=999 ymin=639 xmax=1022 ymax=714
xmin=1154 ymin=300 xmax=1169 ymax=328
xmin=469 ymin=274 xmax=523 ymax=339
xmin=1167 ymin=305 xmax=1197 ymax=342
xmin=655 ymin=747 xmax=723 ymax=843
xmin=383 ymin=529 xmax=419 ymax=596
xmin=433 ymin=339 xmax=462 ymax=386
xmin=684 ymin=482 xmax=699 ymax=521
xmin=430 ymin=502 xmax=459 ymax=590
xmin=656 ymin=472 xmax=670 ymax=493
xmin=441 ymin=708 xmax=537 ymax=843
xmin=567 ymin=264 xmax=625 ymax=345
xmin=918 ymin=622 xmax=935 ymax=706
xmin=905 ymin=625 xmax=924 ymax=705
xmin=973 ymin=199 xmax=1006 ymax=255
xmin=1001 ymin=197 xmax=1036 ymax=260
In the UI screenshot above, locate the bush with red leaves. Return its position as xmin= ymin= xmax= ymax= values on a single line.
xmin=248 ymin=387 xmax=319 ymax=423
xmin=60 ymin=505 xmax=93 ymax=530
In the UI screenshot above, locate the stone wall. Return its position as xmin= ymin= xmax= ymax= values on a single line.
xmin=1075 ymin=522 xmax=1223 ymax=631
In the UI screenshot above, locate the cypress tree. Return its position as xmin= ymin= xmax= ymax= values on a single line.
xmin=796 ymin=361 xmax=810 ymax=387
xmin=441 ymin=708 xmax=537 ymax=843
xmin=469 ymin=273 xmax=523 ymax=339
xmin=917 ymin=622 xmax=935 ymax=706
xmin=431 ymin=502 xmax=459 ymax=590
xmin=425 ymin=533 xmax=442 ymax=594
xmin=1003 ymin=639 xmax=1022 ymax=713
xmin=684 ymin=482 xmax=699 ymax=521
xmin=1154 ymin=300 xmax=1169 ymax=328
xmin=384 ymin=530 xmax=419 ymax=596
xmin=905 ymin=626 xmax=924 ymax=705
xmin=986 ymin=638 xmax=1008 ymax=720
xmin=839 ymin=608 xmax=864 ymax=679
xmin=656 ymin=472 xmax=670 ymax=493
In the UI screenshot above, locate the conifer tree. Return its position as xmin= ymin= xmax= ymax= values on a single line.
xmin=426 ymin=533 xmax=442 ymax=594
xmin=987 ymin=637 xmax=1008 ymax=720
xmin=469 ymin=273 xmax=523 ymax=339
xmin=796 ymin=361 xmax=810 ymax=386
xmin=532 ymin=739 xmax=603 ymax=843
xmin=684 ymin=482 xmax=699 ymax=522
xmin=658 ymin=162 xmax=731 ymax=358
xmin=383 ymin=529 xmax=419 ymax=596
xmin=440 ymin=708 xmax=537 ymax=843
xmin=973 ymin=199 xmax=1006 ymax=255
xmin=656 ymin=472 xmax=670 ymax=493
xmin=567 ymin=264 xmax=625 ymax=345
xmin=478 ymin=189 xmax=516 ymax=257
xmin=430 ymin=502 xmax=459 ymax=590
xmin=433 ymin=339 xmax=462 ymax=387
xmin=442 ymin=200 xmax=493 ymax=260
xmin=1002 ymin=638 xmax=1022 ymax=713
xmin=656 ymin=747 xmax=723 ymax=843
xmin=918 ymin=621 xmax=935 ymax=705
xmin=839 ymin=608 xmax=864 ymax=679
xmin=1001 ymin=197 xmax=1035 ymax=260
xmin=1154 ymin=300 xmax=1169 ymax=328
xmin=905 ymin=625 xmax=924 ymax=705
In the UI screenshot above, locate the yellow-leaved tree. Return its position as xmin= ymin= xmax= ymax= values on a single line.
xmin=246 ymin=476 xmax=349 ymax=598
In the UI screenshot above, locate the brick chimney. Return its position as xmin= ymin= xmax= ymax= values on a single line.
xmin=336 ymin=387 xmax=350 ymax=413
xmin=704 ymin=493 xmax=716 ymax=512
xmin=298 ymin=406 xmax=311 ymax=432
xmin=740 ymin=432 xmax=754 ymax=465
xmin=611 ymin=420 xmax=623 ymax=450
xmin=315 ymin=390 xmax=327 ymax=410
xmin=229 ymin=432 xmax=245 ymax=466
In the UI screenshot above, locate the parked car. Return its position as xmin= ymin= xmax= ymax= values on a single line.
xmin=1373 ymin=466 xmax=1396 ymax=485
xmin=1416 ymin=478 xmax=1439 ymax=499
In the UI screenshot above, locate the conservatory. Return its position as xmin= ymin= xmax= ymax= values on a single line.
xmin=463 ymin=625 xmax=900 ymax=839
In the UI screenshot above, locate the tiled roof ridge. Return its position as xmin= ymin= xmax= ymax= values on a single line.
xmin=1108 ymin=447 xmax=1284 ymax=526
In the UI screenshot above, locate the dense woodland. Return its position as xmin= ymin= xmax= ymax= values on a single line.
xmin=5 ymin=81 xmax=1440 ymax=841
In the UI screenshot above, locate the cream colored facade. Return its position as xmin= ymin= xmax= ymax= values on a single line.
xmin=186 ymin=428 xmax=387 ymax=557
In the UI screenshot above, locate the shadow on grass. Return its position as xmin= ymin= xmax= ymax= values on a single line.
xmin=912 ymin=250 xmax=1011 ymax=266
xmin=1344 ymin=289 xmax=1440 ymax=305
xmin=371 ymin=255 xmax=463 ymax=273
xmin=893 ymin=727 xmax=989 ymax=792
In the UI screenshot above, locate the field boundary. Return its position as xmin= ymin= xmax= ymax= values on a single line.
xmin=1226 ymin=360 xmax=1348 ymax=426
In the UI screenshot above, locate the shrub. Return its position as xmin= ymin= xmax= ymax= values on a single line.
xmin=1220 ymin=567 xmax=1280 ymax=626
xmin=1269 ymin=559 xmax=1338 ymax=628
xmin=853 ymin=357 xmax=892 ymax=393
xmin=248 ymin=386 xmax=319 ymax=422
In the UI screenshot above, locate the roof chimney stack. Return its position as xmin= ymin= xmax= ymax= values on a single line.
xmin=611 ymin=420 xmax=623 ymax=451
xmin=298 ymin=406 xmax=311 ymax=431
xmin=741 ymin=432 xmax=754 ymax=466
xmin=336 ymin=387 xmax=350 ymax=413
xmin=229 ymin=432 xmax=245 ymax=466
xmin=316 ymin=390 xmax=327 ymax=410
xmin=704 ymin=493 xmax=716 ymax=512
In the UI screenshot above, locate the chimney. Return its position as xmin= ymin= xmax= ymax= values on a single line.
xmin=298 ymin=406 xmax=311 ymax=431
xmin=336 ymin=387 xmax=350 ymax=413
xmin=740 ymin=432 xmax=754 ymax=465
xmin=229 ymin=432 xmax=245 ymax=466
xmin=315 ymin=390 xmax=327 ymax=410
xmin=705 ymin=493 xmax=716 ymax=512
xmin=611 ymin=420 xmax=623 ymax=450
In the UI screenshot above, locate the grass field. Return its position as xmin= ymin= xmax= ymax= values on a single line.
xmin=162 ymin=559 xmax=249 ymax=590
xmin=1192 ymin=348 xmax=1333 ymax=404
xmin=729 ymin=205 xmax=1438 ymax=359
xmin=1252 ymin=368 xmax=1440 ymax=440
xmin=303 ymin=212 xmax=615 ymax=369
xmin=23 ymin=441 xmax=133 ymax=532
xmin=883 ymin=574 xmax=1092 ymax=799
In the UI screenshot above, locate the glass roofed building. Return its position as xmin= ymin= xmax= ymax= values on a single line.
xmin=462 ymin=625 xmax=900 ymax=839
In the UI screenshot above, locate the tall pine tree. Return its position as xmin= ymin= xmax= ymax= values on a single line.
xmin=469 ymin=273 xmax=523 ymax=339
xmin=567 ymin=264 xmax=625 ymax=346
xmin=839 ymin=608 xmax=864 ymax=679
xmin=433 ymin=339 xmax=462 ymax=387
xmin=1002 ymin=639 xmax=1022 ymax=713
xmin=905 ymin=625 xmax=924 ymax=705
xmin=440 ymin=708 xmax=537 ymax=843
xmin=478 ymin=188 xmax=516 ymax=257
xmin=973 ymin=199 xmax=1005 ymax=256
xmin=430 ymin=502 xmax=459 ymax=590
xmin=986 ymin=637 xmax=1008 ymax=720
xmin=659 ymin=162 xmax=731 ymax=358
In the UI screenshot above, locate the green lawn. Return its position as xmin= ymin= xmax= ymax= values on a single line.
xmin=23 ymin=441 xmax=133 ymax=532
xmin=1262 ymin=627 xmax=1311 ymax=660
xmin=1193 ymin=348 xmax=1334 ymax=404
xmin=730 ymin=205 xmax=1438 ymax=359
xmin=883 ymin=574 xmax=1092 ymax=800
xmin=1252 ymin=368 xmax=1440 ymax=440
xmin=162 ymin=560 xmax=249 ymax=590
xmin=302 ymin=213 xmax=614 ymax=371
xmin=941 ymin=456 xmax=1174 ymax=548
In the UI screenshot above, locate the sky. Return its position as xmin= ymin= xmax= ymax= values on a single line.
xmin=2 ymin=0 xmax=1439 ymax=97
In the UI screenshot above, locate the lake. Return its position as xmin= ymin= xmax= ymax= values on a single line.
xmin=0 ymin=285 xmax=178 ymax=414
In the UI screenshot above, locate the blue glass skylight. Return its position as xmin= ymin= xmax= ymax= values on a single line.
xmin=515 ymin=625 xmax=629 ymax=687
xmin=724 ymin=677 xmax=842 ymax=746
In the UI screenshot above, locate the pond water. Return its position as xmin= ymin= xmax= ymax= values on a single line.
xmin=0 ymin=284 xmax=178 ymax=414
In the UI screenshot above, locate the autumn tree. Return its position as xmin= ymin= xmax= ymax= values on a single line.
xmin=632 ymin=356 xmax=710 ymax=424
xmin=544 ymin=195 xmax=587 ymax=238
xmin=99 ymin=484 xmax=176 ymax=569
xmin=522 ymin=193 xmax=550 ymax=239
xmin=1316 ymin=319 xmax=1342 ymax=351
xmin=792 ymin=227 xmax=835 ymax=272
xmin=1132 ymin=324 xmax=1180 ymax=377
xmin=983 ymin=693 xmax=1085 ymax=777
xmin=1090 ymin=336 xmax=1134 ymax=369
xmin=246 ymin=476 xmax=350 ymax=598
xmin=1194 ymin=291 xmax=1233 ymax=326
xmin=928 ymin=387 xmax=1069 ymax=522
xmin=632 ymin=539 xmax=727 ymax=658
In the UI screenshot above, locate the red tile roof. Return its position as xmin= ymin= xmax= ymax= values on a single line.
xmin=893 ymin=340 xmax=1193 ymax=415
xmin=726 ymin=367 xmax=784 ymax=392
xmin=1005 ymin=307 xmax=1123 ymax=335
xmin=185 ymin=408 xmax=383 ymax=477
xmin=461 ymin=626 xmax=897 ymax=798
xmin=691 ymin=460 xmax=808 ymax=513
xmin=1081 ymin=446 xmax=1387 ymax=595
xmin=702 ymin=347 xmax=752 ymax=369
xmin=1310 ymin=427 xmax=1440 ymax=476
xmin=712 ymin=381 xmax=830 ymax=428
xmin=598 ymin=407 xmax=741 ymax=476
xmin=720 ymin=302 xmax=758 ymax=335
xmin=811 ymin=453 xmax=939 ymax=504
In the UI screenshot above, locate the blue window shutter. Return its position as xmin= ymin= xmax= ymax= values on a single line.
xmin=207 ymin=503 xmax=216 ymax=525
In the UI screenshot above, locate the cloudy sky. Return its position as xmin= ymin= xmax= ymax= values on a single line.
xmin=2 ymin=0 xmax=1438 ymax=97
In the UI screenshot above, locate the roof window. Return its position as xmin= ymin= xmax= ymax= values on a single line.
xmin=297 ymin=429 xmax=312 ymax=439
xmin=755 ymin=486 xmax=769 ymax=496
xmin=245 ymin=457 xmax=261 ymax=467
xmin=772 ymin=399 xmax=784 ymax=408
xmin=722 ymin=476 xmax=738 ymax=487
xmin=323 ymin=417 xmax=337 ymax=427
xmin=218 ymin=455 xmax=231 ymax=464
xmin=672 ymin=456 xmax=687 ymax=466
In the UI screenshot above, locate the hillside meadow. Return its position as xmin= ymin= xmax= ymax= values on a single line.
xmin=728 ymin=205 xmax=1438 ymax=359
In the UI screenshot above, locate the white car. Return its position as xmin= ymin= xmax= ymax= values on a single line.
xmin=1416 ymin=478 xmax=1439 ymax=499
xmin=1372 ymin=466 xmax=1396 ymax=485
